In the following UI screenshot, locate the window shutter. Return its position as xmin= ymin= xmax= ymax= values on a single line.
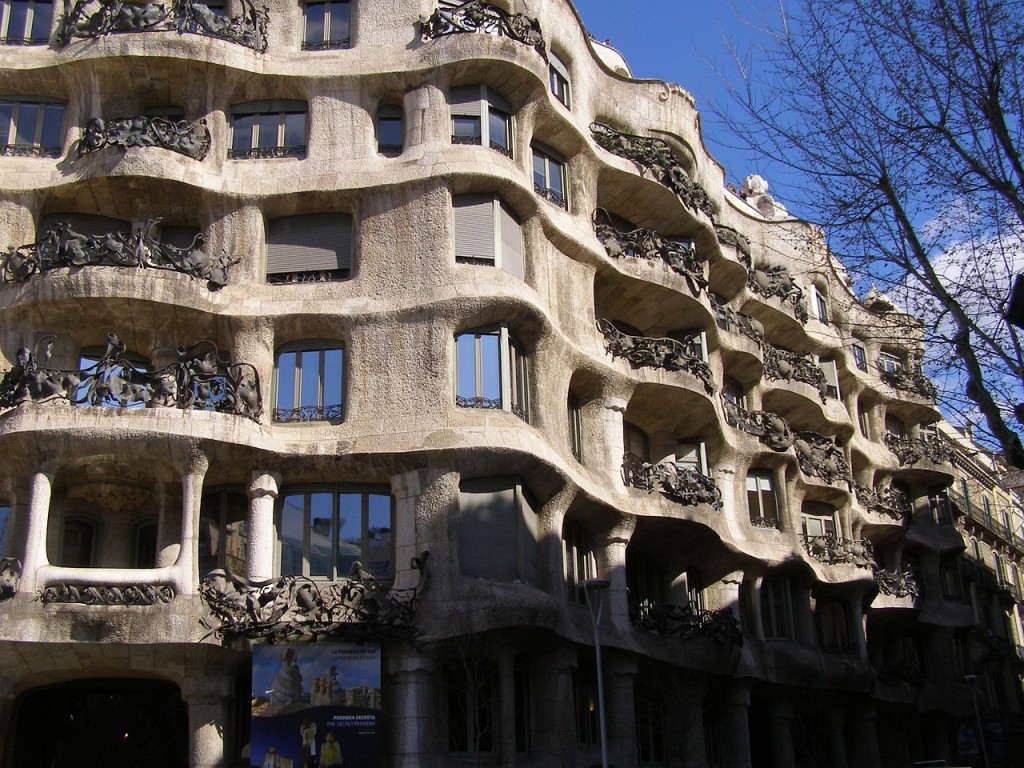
xmin=266 ymin=213 xmax=352 ymax=276
xmin=819 ymin=358 xmax=840 ymax=398
xmin=458 ymin=479 xmax=517 ymax=580
xmin=449 ymin=86 xmax=482 ymax=117
xmin=550 ymin=53 xmax=570 ymax=83
xmin=498 ymin=201 xmax=523 ymax=278
xmin=453 ymin=194 xmax=496 ymax=263
xmin=38 ymin=213 xmax=130 ymax=240
xmin=487 ymin=89 xmax=512 ymax=115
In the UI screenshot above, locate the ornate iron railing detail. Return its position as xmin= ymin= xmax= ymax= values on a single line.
xmin=56 ymin=0 xmax=268 ymax=51
xmin=227 ymin=144 xmax=306 ymax=159
xmin=593 ymin=209 xmax=707 ymax=293
xmin=630 ymin=603 xmax=743 ymax=647
xmin=590 ymin=122 xmax=714 ymax=218
xmin=877 ymin=658 xmax=925 ymax=687
xmin=455 ymin=395 xmax=527 ymax=422
xmin=763 ymin=343 xmax=828 ymax=401
xmin=879 ymin=364 xmax=937 ymax=400
xmin=714 ymin=300 xmax=765 ymax=345
xmin=0 ymin=333 xmax=263 ymax=421
xmin=199 ymin=554 xmax=429 ymax=642
xmin=78 ymin=116 xmax=211 ymax=160
xmin=747 ymin=263 xmax=808 ymax=323
xmin=301 ymin=37 xmax=349 ymax=51
xmin=622 ymin=452 xmax=723 ymax=511
xmin=0 ymin=218 xmax=236 ymax=289
xmin=0 ymin=558 xmax=21 ymax=600
xmin=855 ymin=482 xmax=912 ymax=521
xmin=419 ymin=0 xmax=546 ymax=59
xmin=801 ymin=534 xmax=873 ymax=568
xmin=597 ymin=319 xmax=715 ymax=394
xmin=875 ymin=566 xmax=920 ymax=597
xmin=39 ymin=583 xmax=175 ymax=605
xmin=268 ymin=269 xmax=350 ymax=285
xmin=750 ymin=516 xmax=779 ymax=530
xmin=793 ymin=431 xmax=852 ymax=486
xmin=534 ymin=183 xmax=567 ymax=209
xmin=273 ymin=404 xmax=344 ymax=422
xmin=713 ymin=224 xmax=752 ymax=266
xmin=0 ymin=143 xmax=61 ymax=158
xmin=884 ymin=432 xmax=954 ymax=466
xmin=723 ymin=401 xmax=795 ymax=452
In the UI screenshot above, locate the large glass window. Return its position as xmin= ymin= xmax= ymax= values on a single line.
xmin=626 ymin=550 xmax=664 ymax=622
xmin=302 ymin=0 xmax=349 ymax=49
xmin=1 ymin=0 xmax=52 ymax=43
xmin=58 ymin=515 xmax=98 ymax=567
xmin=273 ymin=341 xmax=344 ymax=422
xmin=573 ymin=658 xmax=599 ymax=748
xmin=449 ymin=85 xmax=513 ymax=158
xmin=852 ymin=342 xmax=868 ymax=372
xmin=562 ymin=519 xmax=596 ymax=603
xmin=760 ymin=576 xmax=795 ymax=640
xmin=455 ymin=326 xmax=529 ymax=420
xmin=229 ymin=101 xmax=306 ymax=159
xmin=878 ymin=350 xmax=904 ymax=374
xmin=0 ymin=98 xmax=64 ymax=156
xmin=568 ymin=390 xmax=583 ymax=462
xmin=376 ymin=103 xmax=403 ymax=155
xmin=199 ymin=490 xmax=248 ymax=577
xmin=277 ymin=486 xmax=393 ymax=582
xmin=817 ymin=599 xmax=854 ymax=653
xmin=548 ymin=52 xmax=570 ymax=107
xmin=452 ymin=194 xmax=523 ymax=276
xmin=532 ymin=143 xmax=567 ymax=209
xmin=458 ymin=477 xmax=538 ymax=584
xmin=635 ymin=681 xmax=666 ymax=763
xmin=747 ymin=470 xmax=778 ymax=528
xmin=801 ymin=502 xmax=838 ymax=540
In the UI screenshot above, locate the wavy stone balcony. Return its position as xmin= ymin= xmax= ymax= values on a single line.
xmin=622 ymin=452 xmax=723 ymax=511
xmin=0 ymin=333 xmax=262 ymax=421
xmin=801 ymin=534 xmax=873 ymax=568
xmin=746 ymin=262 xmax=809 ymax=324
xmin=419 ymin=0 xmax=547 ymax=59
xmin=597 ymin=319 xmax=715 ymax=394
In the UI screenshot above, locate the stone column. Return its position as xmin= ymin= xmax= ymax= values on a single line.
xmin=848 ymin=702 xmax=881 ymax=768
xmin=385 ymin=650 xmax=438 ymax=768
xmin=665 ymin=676 xmax=707 ymax=768
xmin=598 ymin=517 xmax=635 ymax=631
xmin=19 ymin=468 xmax=54 ymax=592
xmin=601 ymin=396 xmax=628 ymax=487
xmin=531 ymin=647 xmax=577 ymax=767
xmin=720 ymin=682 xmax=752 ymax=768
xmin=496 ymin=646 xmax=517 ymax=768
xmin=182 ymin=679 xmax=232 ymax=768
xmin=156 ymin=481 xmax=182 ymax=567
xmin=175 ymin=450 xmax=209 ymax=595
xmin=827 ymin=705 xmax=850 ymax=768
xmin=246 ymin=471 xmax=279 ymax=581
xmin=605 ymin=657 xmax=638 ymax=768
xmin=767 ymin=694 xmax=796 ymax=768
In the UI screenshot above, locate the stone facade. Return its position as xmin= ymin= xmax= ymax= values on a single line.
xmin=0 ymin=0 xmax=1018 ymax=765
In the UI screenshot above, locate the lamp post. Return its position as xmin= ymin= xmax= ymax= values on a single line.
xmin=581 ymin=577 xmax=611 ymax=768
xmin=963 ymin=674 xmax=991 ymax=768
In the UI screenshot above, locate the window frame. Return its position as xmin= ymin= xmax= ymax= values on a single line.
xmin=376 ymin=102 xmax=403 ymax=156
xmin=1 ymin=0 xmax=52 ymax=44
xmin=562 ymin=518 xmax=596 ymax=603
xmin=273 ymin=340 xmax=345 ymax=422
xmin=451 ymin=193 xmax=523 ymax=276
xmin=746 ymin=469 xmax=779 ymax=528
xmin=457 ymin=477 xmax=538 ymax=584
xmin=275 ymin=484 xmax=394 ymax=583
xmin=265 ymin=211 xmax=353 ymax=284
xmin=878 ymin=350 xmax=904 ymax=374
xmin=57 ymin=513 xmax=100 ymax=568
xmin=454 ymin=325 xmax=529 ymax=421
xmin=548 ymin=52 xmax=570 ymax=107
xmin=626 ymin=549 xmax=665 ymax=623
xmin=449 ymin=85 xmax=513 ymax=158
xmin=852 ymin=342 xmax=868 ymax=372
xmin=531 ymin=142 xmax=567 ymax=209
xmin=760 ymin=575 xmax=795 ymax=641
xmin=810 ymin=284 xmax=830 ymax=323
xmin=300 ymin=0 xmax=351 ymax=50
xmin=130 ymin=518 xmax=159 ymax=569
xmin=199 ymin=489 xmax=248 ymax=578
xmin=567 ymin=390 xmax=584 ymax=463
xmin=818 ymin=357 xmax=840 ymax=399
xmin=228 ymin=100 xmax=307 ymax=159
xmin=801 ymin=501 xmax=838 ymax=539
xmin=817 ymin=598 xmax=854 ymax=653
xmin=0 ymin=97 xmax=65 ymax=157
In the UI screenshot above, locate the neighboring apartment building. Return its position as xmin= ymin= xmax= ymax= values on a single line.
xmin=0 ymin=0 xmax=1018 ymax=766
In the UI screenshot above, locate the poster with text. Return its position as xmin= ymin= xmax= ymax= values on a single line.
xmin=251 ymin=642 xmax=381 ymax=768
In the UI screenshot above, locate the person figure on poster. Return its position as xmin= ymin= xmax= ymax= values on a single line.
xmin=272 ymin=647 xmax=304 ymax=706
xmin=327 ymin=664 xmax=342 ymax=705
xmin=300 ymin=719 xmax=317 ymax=768
xmin=319 ymin=731 xmax=343 ymax=767
xmin=262 ymin=745 xmax=279 ymax=768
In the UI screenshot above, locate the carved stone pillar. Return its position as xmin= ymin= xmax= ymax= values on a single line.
xmin=19 ymin=469 xmax=54 ymax=592
xmin=827 ymin=705 xmax=850 ymax=768
xmin=767 ymin=694 xmax=796 ymax=768
xmin=384 ymin=650 xmax=438 ymax=768
xmin=530 ymin=646 xmax=576 ymax=767
xmin=246 ymin=471 xmax=279 ymax=581
xmin=390 ymin=469 xmax=428 ymax=589
xmin=720 ymin=682 xmax=752 ymax=768
xmin=602 ymin=396 xmax=628 ymax=487
xmin=182 ymin=679 xmax=232 ymax=768
xmin=665 ymin=676 xmax=706 ymax=768
xmin=597 ymin=517 xmax=635 ymax=630
xmin=176 ymin=451 xmax=209 ymax=595
xmin=156 ymin=480 xmax=182 ymax=567
xmin=605 ymin=657 xmax=638 ymax=768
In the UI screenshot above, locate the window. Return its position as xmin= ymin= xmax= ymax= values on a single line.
xmin=983 ymin=494 xmax=994 ymax=524
xmin=458 ymin=477 xmax=538 ymax=584
xmin=885 ymin=413 xmax=907 ymax=441
xmin=624 ymin=421 xmax=649 ymax=462
xmin=635 ymin=681 xmax=666 ymax=763
xmin=58 ymin=515 xmax=98 ymax=567
xmin=454 ymin=326 xmax=529 ymax=420
xmin=568 ymin=390 xmax=583 ymax=462
xmin=0 ymin=98 xmax=64 ymax=156
xmin=801 ymin=502 xmax=838 ymax=540
xmin=277 ymin=486 xmax=393 ymax=582
xmin=852 ymin=343 xmax=868 ymax=372
xmin=687 ymin=568 xmax=705 ymax=612
xmin=626 ymin=551 xmax=664 ymax=622
xmin=722 ymin=377 xmax=746 ymax=409
xmin=273 ymin=342 xmax=344 ymax=422
xmin=229 ymin=101 xmax=306 ymax=159
xmin=574 ymin=658 xmax=599 ymax=747
xmin=447 ymin=660 xmax=496 ymax=754
xmin=810 ymin=284 xmax=829 ymax=323
xmin=747 ymin=470 xmax=778 ymax=528
xmin=761 ymin=576 xmax=795 ymax=640
xmin=929 ymin=487 xmax=952 ymax=524
xmin=878 ymin=350 xmax=904 ymax=374
xmin=940 ymin=556 xmax=964 ymax=599
xmin=301 ymin=0 xmax=349 ymax=50
xmin=817 ymin=599 xmax=854 ymax=653
xmin=0 ymin=503 xmax=8 ymax=556
xmin=532 ymin=143 xmax=567 ymax=209
xmin=376 ymin=103 xmax=403 ymax=155
xmin=562 ymin=519 xmax=596 ymax=603
xmin=131 ymin=519 xmax=158 ymax=569
xmin=449 ymin=85 xmax=513 ymax=157
xmin=452 ymin=194 xmax=523 ymax=277
xmin=266 ymin=212 xmax=352 ymax=284
xmin=1 ymin=0 xmax=52 ymax=43
xmin=199 ymin=490 xmax=248 ymax=577
xmin=857 ymin=399 xmax=871 ymax=438
xmin=548 ymin=52 xmax=570 ymax=107
xmin=818 ymin=357 xmax=840 ymax=399
xmin=676 ymin=440 xmax=708 ymax=475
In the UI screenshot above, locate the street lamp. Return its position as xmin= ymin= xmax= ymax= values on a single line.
xmin=580 ymin=577 xmax=611 ymax=768
xmin=963 ymin=674 xmax=991 ymax=768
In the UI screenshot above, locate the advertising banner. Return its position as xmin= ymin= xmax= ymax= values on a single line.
xmin=251 ymin=642 xmax=381 ymax=768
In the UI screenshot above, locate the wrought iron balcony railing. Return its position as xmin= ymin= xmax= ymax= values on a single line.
xmin=763 ymin=343 xmax=828 ymax=401
xmin=78 ymin=116 xmax=211 ymax=160
xmin=723 ymin=400 xmax=794 ymax=453
xmin=622 ymin=452 xmax=723 ymax=511
xmin=714 ymin=300 xmax=764 ymax=345
xmin=875 ymin=566 xmax=921 ymax=598
xmin=419 ymin=0 xmax=546 ymax=59
xmin=593 ymin=209 xmax=707 ymax=293
xmin=855 ymin=482 xmax=912 ymax=522
xmin=598 ymin=319 xmax=715 ymax=394
xmin=801 ymin=534 xmax=873 ymax=567
xmin=629 ymin=602 xmax=743 ymax=647
xmin=879 ymin=364 xmax=937 ymax=400
xmin=746 ymin=263 xmax=809 ymax=323
xmin=884 ymin=432 xmax=954 ymax=466
xmin=794 ymin=432 xmax=853 ymax=487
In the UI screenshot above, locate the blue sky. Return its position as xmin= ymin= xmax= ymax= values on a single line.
xmin=572 ymin=1 xmax=789 ymax=192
